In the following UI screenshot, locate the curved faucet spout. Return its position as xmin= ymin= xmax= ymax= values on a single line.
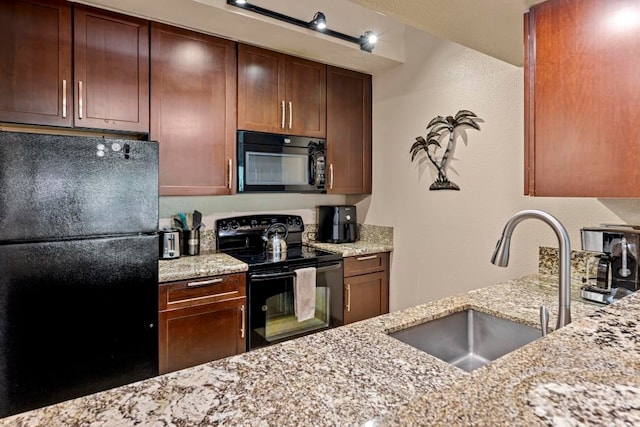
xmin=491 ymin=210 xmax=572 ymax=330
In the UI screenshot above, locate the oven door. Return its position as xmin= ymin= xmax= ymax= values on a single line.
xmin=247 ymin=261 xmax=343 ymax=350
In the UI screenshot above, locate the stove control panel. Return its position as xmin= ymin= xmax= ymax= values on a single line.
xmin=216 ymin=214 xmax=304 ymax=237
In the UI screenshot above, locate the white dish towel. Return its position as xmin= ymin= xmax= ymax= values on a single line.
xmin=294 ymin=267 xmax=316 ymax=322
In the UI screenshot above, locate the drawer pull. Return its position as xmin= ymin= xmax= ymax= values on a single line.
xmin=187 ymin=278 xmax=223 ymax=288
xmin=240 ymin=304 xmax=245 ymax=338
xmin=346 ymin=284 xmax=351 ymax=312
xmin=356 ymin=255 xmax=377 ymax=261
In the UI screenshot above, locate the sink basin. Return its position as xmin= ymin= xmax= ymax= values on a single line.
xmin=389 ymin=309 xmax=541 ymax=372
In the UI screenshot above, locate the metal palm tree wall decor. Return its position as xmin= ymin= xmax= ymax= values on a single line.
xmin=410 ymin=110 xmax=482 ymax=190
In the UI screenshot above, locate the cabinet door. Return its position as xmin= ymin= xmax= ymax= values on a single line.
xmin=344 ymin=271 xmax=388 ymax=325
xmin=0 ymin=0 xmax=72 ymax=127
xmin=73 ymin=5 xmax=149 ymax=133
xmin=151 ymin=24 xmax=237 ymax=196
xmin=159 ymin=298 xmax=246 ymax=374
xmin=526 ymin=0 xmax=640 ymax=197
xmin=237 ymin=44 xmax=286 ymax=134
xmin=285 ymin=56 xmax=326 ymax=138
xmin=327 ymin=66 xmax=372 ymax=194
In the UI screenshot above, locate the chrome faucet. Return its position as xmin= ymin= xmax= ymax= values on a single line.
xmin=491 ymin=209 xmax=572 ymax=330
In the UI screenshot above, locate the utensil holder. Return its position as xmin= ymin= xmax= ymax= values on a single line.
xmin=182 ymin=229 xmax=200 ymax=256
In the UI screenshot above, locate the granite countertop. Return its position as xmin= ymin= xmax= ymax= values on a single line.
xmin=158 ymin=252 xmax=248 ymax=283
xmin=5 ymin=273 xmax=638 ymax=426
xmin=306 ymin=240 xmax=394 ymax=257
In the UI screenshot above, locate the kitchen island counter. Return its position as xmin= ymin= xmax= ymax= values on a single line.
xmin=2 ymin=275 xmax=638 ymax=426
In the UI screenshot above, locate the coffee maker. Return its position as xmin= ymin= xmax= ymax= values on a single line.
xmin=580 ymin=225 xmax=640 ymax=303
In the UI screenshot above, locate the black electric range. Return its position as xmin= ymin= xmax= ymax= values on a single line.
xmin=216 ymin=214 xmax=341 ymax=270
xmin=215 ymin=214 xmax=344 ymax=350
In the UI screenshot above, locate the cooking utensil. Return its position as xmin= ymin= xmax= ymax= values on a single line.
xmin=193 ymin=210 xmax=202 ymax=229
xmin=177 ymin=213 xmax=188 ymax=231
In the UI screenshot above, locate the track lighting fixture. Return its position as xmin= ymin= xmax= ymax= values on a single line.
xmin=226 ymin=0 xmax=378 ymax=53
xmin=311 ymin=12 xmax=327 ymax=30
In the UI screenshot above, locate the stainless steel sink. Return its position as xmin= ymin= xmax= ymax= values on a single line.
xmin=389 ymin=309 xmax=541 ymax=372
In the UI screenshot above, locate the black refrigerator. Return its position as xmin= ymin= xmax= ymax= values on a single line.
xmin=0 ymin=132 xmax=159 ymax=417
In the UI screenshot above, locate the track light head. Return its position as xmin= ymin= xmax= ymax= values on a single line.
xmin=359 ymin=30 xmax=378 ymax=52
xmin=311 ymin=12 xmax=327 ymax=30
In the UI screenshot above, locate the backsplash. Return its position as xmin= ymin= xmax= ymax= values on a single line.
xmin=199 ymin=223 xmax=393 ymax=252
xmin=538 ymin=246 xmax=597 ymax=283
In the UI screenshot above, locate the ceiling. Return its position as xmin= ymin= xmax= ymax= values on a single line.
xmin=350 ymin=0 xmax=546 ymax=66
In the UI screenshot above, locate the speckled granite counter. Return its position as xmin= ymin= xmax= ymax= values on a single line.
xmin=307 ymin=240 xmax=394 ymax=257
xmin=306 ymin=223 xmax=394 ymax=256
xmin=4 ymin=273 xmax=636 ymax=426
xmin=158 ymin=253 xmax=248 ymax=283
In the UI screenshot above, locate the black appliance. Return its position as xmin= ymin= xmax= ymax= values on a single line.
xmin=0 ymin=132 xmax=159 ymax=418
xmin=236 ymin=130 xmax=326 ymax=193
xmin=317 ymin=205 xmax=358 ymax=243
xmin=216 ymin=215 xmax=343 ymax=350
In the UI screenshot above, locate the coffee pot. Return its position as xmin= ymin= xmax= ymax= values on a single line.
xmin=580 ymin=226 xmax=639 ymax=303
xmin=262 ymin=222 xmax=288 ymax=260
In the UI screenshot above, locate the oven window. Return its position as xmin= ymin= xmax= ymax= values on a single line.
xmin=245 ymin=152 xmax=309 ymax=185
xmin=263 ymin=287 xmax=330 ymax=342
xmin=249 ymin=277 xmax=331 ymax=348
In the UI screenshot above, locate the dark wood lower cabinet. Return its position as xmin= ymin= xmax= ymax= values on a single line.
xmin=343 ymin=252 xmax=390 ymax=324
xmin=159 ymin=273 xmax=246 ymax=375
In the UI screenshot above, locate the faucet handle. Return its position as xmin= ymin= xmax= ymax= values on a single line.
xmin=540 ymin=305 xmax=549 ymax=337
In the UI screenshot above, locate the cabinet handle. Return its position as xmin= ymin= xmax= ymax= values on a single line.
xmin=346 ymin=284 xmax=351 ymax=312
xmin=227 ymin=158 xmax=233 ymax=190
xmin=78 ymin=81 xmax=83 ymax=119
xmin=62 ymin=80 xmax=67 ymax=118
xmin=240 ymin=304 xmax=245 ymax=338
xmin=187 ymin=278 xmax=223 ymax=288
xmin=281 ymin=100 xmax=285 ymax=128
xmin=356 ymin=255 xmax=377 ymax=261
xmin=329 ymin=163 xmax=334 ymax=190
xmin=288 ymin=101 xmax=292 ymax=129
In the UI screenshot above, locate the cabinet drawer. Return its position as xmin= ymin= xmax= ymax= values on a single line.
xmin=344 ymin=252 xmax=389 ymax=277
xmin=159 ymin=272 xmax=246 ymax=311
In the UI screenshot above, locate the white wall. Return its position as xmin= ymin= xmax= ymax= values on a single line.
xmin=358 ymin=27 xmax=640 ymax=312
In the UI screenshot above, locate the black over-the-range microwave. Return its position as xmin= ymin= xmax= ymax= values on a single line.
xmin=237 ymin=130 xmax=326 ymax=193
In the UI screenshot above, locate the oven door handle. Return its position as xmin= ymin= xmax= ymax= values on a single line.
xmin=316 ymin=263 xmax=342 ymax=273
xmin=249 ymin=271 xmax=297 ymax=281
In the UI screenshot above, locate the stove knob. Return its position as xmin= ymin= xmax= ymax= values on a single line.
xmin=295 ymin=218 xmax=302 ymax=226
xmin=220 ymin=222 xmax=229 ymax=231
xmin=231 ymin=221 xmax=239 ymax=230
xmin=251 ymin=219 xmax=258 ymax=228
xmin=287 ymin=217 xmax=293 ymax=226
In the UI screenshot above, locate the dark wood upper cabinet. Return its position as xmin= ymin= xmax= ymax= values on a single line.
xmin=525 ymin=0 xmax=640 ymax=197
xmin=0 ymin=0 xmax=72 ymax=127
xmin=151 ymin=23 xmax=237 ymax=196
xmin=74 ymin=5 xmax=149 ymax=133
xmin=237 ymin=44 xmax=326 ymax=138
xmin=327 ymin=66 xmax=372 ymax=194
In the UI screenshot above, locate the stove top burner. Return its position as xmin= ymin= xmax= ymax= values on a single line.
xmin=221 ymin=245 xmax=341 ymax=269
